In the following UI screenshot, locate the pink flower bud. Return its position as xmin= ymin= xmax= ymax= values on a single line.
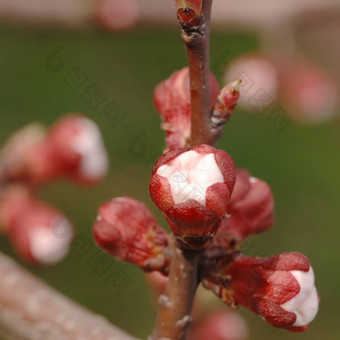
xmin=95 ymin=0 xmax=140 ymax=31
xmin=92 ymin=197 xmax=169 ymax=272
xmin=149 ymin=144 xmax=236 ymax=249
xmin=212 ymin=79 xmax=241 ymax=129
xmin=0 ymin=123 xmax=46 ymax=182
xmin=153 ymin=67 xmax=220 ymax=150
xmin=188 ymin=310 xmax=248 ymax=340
xmin=0 ymin=115 xmax=108 ymax=185
xmin=41 ymin=114 xmax=108 ymax=184
xmin=224 ymin=54 xmax=279 ymax=112
xmin=203 ymin=252 xmax=319 ymax=331
xmin=279 ymin=60 xmax=339 ymax=124
xmin=213 ymin=169 xmax=274 ymax=250
xmin=0 ymin=186 xmax=73 ymax=265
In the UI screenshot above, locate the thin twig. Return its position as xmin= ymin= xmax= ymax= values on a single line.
xmin=0 ymin=251 xmax=138 ymax=340
xmin=180 ymin=0 xmax=214 ymax=146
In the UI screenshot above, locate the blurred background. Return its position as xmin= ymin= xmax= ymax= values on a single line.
xmin=0 ymin=0 xmax=339 ymax=339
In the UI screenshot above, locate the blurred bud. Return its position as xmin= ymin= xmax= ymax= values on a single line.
xmin=188 ymin=310 xmax=248 ymax=340
xmin=95 ymin=0 xmax=140 ymax=31
xmin=149 ymin=144 xmax=236 ymax=250
xmin=0 ymin=123 xmax=46 ymax=182
xmin=93 ymin=197 xmax=169 ymax=272
xmin=212 ymin=169 xmax=274 ymax=251
xmin=1 ymin=114 xmax=108 ymax=185
xmin=202 ymin=252 xmax=319 ymax=332
xmin=279 ymin=60 xmax=339 ymax=123
xmin=0 ymin=186 xmax=73 ymax=265
xmin=224 ymin=54 xmax=279 ymax=111
xmin=153 ymin=67 xmax=220 ymax=150
xmin=42 ymin=114 xmax=108 ymax=184
xmin=212 ymin=79 xmax=241 ymax=128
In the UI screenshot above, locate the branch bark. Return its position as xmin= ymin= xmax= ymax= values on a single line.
xmin=0 ymin=251 xmax=138 ymax=340
xmin=180 ymin=0 xmax=214 ymax=146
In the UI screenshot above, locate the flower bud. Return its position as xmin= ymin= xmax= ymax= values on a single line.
xmin=224 ymin=54 xmax=279 ymax=112
xmin=153 ymin=67 xmax=220 ymax=150
xmin=95 ymin=0 xmax=140 ymax=31
xmin=42 ymin=114 xmax=108 ymax=184
xmin=188 ymin=310 xmax=248 ymax=340
xmin=149 ymin=144 xmax=236 ymax=249
xmin=92 ymin=197 xmax=169 ymax=272
xmin=176 ymin=1 xmax=203 ymax=27
xmin=202 ymin=252 xmax=319 ymax=331
xmin=0 ymin=114 xmax=108 ymax=185
xmin=0 ymin=186 xmax=73 ymax=265
xmin=0 ymin=123 xmax=46 ymax=182
xmin=212 ymin=79 xmax=241 ymax=129
xmin=212 ymin=169 xmax=274 ymax=250
xmin=279 ymin=60 xmax=339 ymax=124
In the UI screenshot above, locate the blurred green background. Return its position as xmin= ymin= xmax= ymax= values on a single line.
xmin=0 ymin=24 xmax=339 ymax=339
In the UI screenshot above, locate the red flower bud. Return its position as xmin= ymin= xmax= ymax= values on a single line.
xmin=149 ymin=144 xmax=236 ymax=249
xmin=213 ymin=169 xmax=274 ymax=250
xmin=92 ymin=197 xmax=169 ymax=272
xmin=202 ymin=252 xmax=319 ymax=331
xmin=0 ymin=186 xmax=73 ymax=265
xmin=153 ymin=67 xmax=220 ymax=150
xmin=212 ymin=79 xmax=241 ymax=129
xmin=188 ymin=310 xmax=248 ymax=340
xmin=176 ymin=1 xmax=203 ymax=26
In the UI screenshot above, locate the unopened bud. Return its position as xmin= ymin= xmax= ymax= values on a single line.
xmin=93 ymin=197 xmax=169 ymax=272
xmin=149 ymin=144 xmax=236 ymax=250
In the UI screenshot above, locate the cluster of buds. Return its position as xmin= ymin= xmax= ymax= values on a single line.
xmin=0 ymin=114 xmax=108 ymax=265
xmin=0 ymin=114 xmax=108 ymax=185
xmin=91 ymin=67 xmax=319 ymax=333
xmin=201 ymin=252 xmax=319 ymax=332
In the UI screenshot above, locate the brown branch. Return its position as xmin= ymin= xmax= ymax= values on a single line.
xmin=0 ymin=251 xmax=138 ymax=340
xmin=151 ymin=237 xmax=199 ymax=340
xmin=152 ymin=3 xmax=214 ymax=338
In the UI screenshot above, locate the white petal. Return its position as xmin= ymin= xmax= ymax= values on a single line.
xmin=71 ymin=118 xmax=108 ymax=179
xmin=280 ymin=267 xmax=319 ymax=326
xmin=157 ymin=151 xmax=224 ymax=206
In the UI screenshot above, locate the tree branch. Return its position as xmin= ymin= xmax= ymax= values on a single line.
xmin=151 ymin=237 xmax=199 ymax=340
xmin=151 ymin=2 xmax=214 ymax=339
xmin=0 ymin=251 xmax=138 ymax=340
